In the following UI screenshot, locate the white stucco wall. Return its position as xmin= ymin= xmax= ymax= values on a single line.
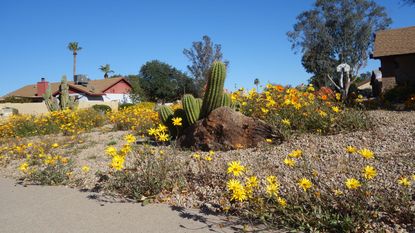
xmin=104 ymin=94 xmax=132 ymax=103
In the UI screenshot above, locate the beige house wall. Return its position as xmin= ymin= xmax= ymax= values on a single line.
xmin=0 ymin=101 xmax=118 ymax=116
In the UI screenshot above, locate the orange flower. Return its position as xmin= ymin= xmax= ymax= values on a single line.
xmin=321 ymin=95 xmax=328 ymax=101
xmin=275 ymin=85 xmax=285 ymax=92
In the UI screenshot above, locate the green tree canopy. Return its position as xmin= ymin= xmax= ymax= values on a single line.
xmin=183 ymin=35 xmax=228 ymax=97
xmin=288 ymin=0 xmax=391 ymax=93
xmin=139 ymin=60 xmax=197 ymax=102
xmin=125 ymin=75 xmax=146 ymax=103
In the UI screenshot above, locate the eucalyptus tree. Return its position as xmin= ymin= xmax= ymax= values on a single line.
xmin=183 ymin=35 xmax=229 ymax=97
xmin=287 ymin=0 xmax=391 ymax=96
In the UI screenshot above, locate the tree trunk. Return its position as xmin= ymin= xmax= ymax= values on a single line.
xmin=73 ymin=52 xmax=77 ymax=81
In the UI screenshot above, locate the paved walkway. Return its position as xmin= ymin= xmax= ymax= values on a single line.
xmin=0 ymin=178 xmax=242 ymax=233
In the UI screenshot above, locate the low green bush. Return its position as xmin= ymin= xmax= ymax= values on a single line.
xmin=92 ymin=104 xmax=112 ymax=113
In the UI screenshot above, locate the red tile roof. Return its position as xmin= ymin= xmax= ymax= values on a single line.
xmin=4 ymin=77 xmax=131 ymax=99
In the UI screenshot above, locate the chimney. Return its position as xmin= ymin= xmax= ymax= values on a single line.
xmin=37 ymin=78 xmax=49 ymax=96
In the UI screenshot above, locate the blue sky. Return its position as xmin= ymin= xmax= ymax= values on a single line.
xmin=0 ymin=0 xmax=414 ymax=96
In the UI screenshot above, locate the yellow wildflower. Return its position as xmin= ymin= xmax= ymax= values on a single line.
xmin=105 ymin=146 xmax=118 ymax=157
xmin=288 ymin=149 xmax=302 ymax=158
xmin=265 ymin=138 xmax=272 ymax=143
xmin=81 ymin=165 xmax=90 ymax=173
xmin=319 ymin=110 xmax=327 ymax=117
xmin=333 ymin=189 xmax=343 ymax=196
xmin=111 ymin=155 xmax=125 ymax=171
xmin=147 ymin=128 xmax=157 ymax=136
xmin=331 ymin=106 xmax=340 ymax=113
xmin=157 ymin=132 xmax=169 ymax=142
xmin=60 ymin=157 xmax=69 ymax=164
xmin=51 ymin=143 xmax=59 ymax=148
xmin=261 ymin=108 xmax=269 ymax=114
xmin=358 ymin=148 xmax=374 ymax=159
xmin=157 ymin=124 xmax=168 ymax=132
xmin=281 ymin=118 xmax=291 ymax=126
xmin=18 ymin=162 xmax=29 ymax=173
xmin=204 ymin=156 xmax=212 ymax=161
xmin=245 ymin=176 xmax=259 ymax=188
xmin=124 ymin=134 xmax=137 ymax=144
xmin=231 ymin=187 xmax=247 ymax=202
xmin=277 ymin=197 xmax=287 ymax=207
xmin=346 ymin=146 xmax=357 ymax=154
xmin=345 ymin=178 xmax=361 ymax=190
xmin=192 ymin=153 xmax=200 ymax=160
xmin=227 ymin=179 xmax=243 ymax=191
xmin=266 ymin=175 xmax=278 ymax=185
xmin=227 ymin=161 xmax=245 ymax=177
xmin=298 ymin=178 xmax=312 ymax=192
xmin=283 ymin=158 xmax=296 ymax=167
xmin=44 ymin=156 xmax=56 ymax=166
xmin=398 ymin=177 xmax=411 ymax=187
xmin=266 ymin=183 xmax=279 ymax=197
xmin=336 ymin=93 xmax=342 ymax=101
xmin=362 ymin=165 xmax=377 ymax=180
xmin=172 ymin=117 xmax=182 ymax=126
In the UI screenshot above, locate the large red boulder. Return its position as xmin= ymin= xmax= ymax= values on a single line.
xmin=178 ymin=107 xmax=284 ymax=151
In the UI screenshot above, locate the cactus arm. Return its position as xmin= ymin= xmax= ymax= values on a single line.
xmin=201 ymin=61 xmax=226 ymax=117
xmin=182 ymin=94 xmax=200 ymax=125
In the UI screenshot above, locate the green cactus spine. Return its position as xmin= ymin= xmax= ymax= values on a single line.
xmin=201 ymin=61 xmax=226 ymax=117
xmin=221 ymin=93 xmax=232 ymax=107
xmin=182 ymin=94 xmax=201 ymax=125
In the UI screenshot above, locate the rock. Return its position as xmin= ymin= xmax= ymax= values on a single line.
xmin=178 ymin=107 xmax=283 ymax=151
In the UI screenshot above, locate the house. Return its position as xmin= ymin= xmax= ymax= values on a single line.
xmin=372 ymin=26 xmax=415 ymax=91
xmin=3 ymin=76 xmax=133 ymax=103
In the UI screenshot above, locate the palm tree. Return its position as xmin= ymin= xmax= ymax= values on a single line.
xmin=254 ymin=78 xmax=260 ymax=91
xmin=99 ymin=64 xmax=114 ymax=79
xmin=67 ymin=42 xmax=82 ymax=80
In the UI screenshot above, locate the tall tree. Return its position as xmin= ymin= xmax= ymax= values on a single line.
xmin=99 ymin=64 xmax=114 ymax=79
xmin=139 ymin=60 xmax=197 ymax=102
xmin=67 ymin=42 xmax=82 ymax=80
xmin=125 ymin=75 xmax=146 ymax=103
xmin=254 ymin=78 xmax=260 ymax=91
xmin=183 ymin=35 xmax=228 ymax=97
xmin=287 ymin=0 xmax=391 ymax=97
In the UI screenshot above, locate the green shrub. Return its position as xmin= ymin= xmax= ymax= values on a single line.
xmin=383 ymin=85 xmax=415 ymax=103
xmin=92 ymin=104 xmax=112 ymax=113
xmin=105 ymin=147 xmax=186 ymax=200
xmin=118 ymin=103 xmax=135 ymax=110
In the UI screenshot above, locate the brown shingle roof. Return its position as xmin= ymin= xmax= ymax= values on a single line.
xmin=373 ymin=26 xmax=415 ymax=58
xmin=4 ymin=77 xmax=130 ymax=98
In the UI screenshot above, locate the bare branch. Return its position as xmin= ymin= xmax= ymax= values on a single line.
xmin=327 ymin=74 xmax=342 ymax=91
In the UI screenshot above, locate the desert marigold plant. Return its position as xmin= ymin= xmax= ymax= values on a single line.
xmin=108 ymin=102 xmax=159 ymax=133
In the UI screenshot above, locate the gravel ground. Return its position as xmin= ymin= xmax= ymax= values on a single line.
xmin=0 ymin=110 xmax=414 ymax=231
xmin=1 ymin=110 xmax=414 ymax=192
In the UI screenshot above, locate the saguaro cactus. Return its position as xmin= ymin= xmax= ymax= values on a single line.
xmin=201 ymin=61 xmax=226 ymax=118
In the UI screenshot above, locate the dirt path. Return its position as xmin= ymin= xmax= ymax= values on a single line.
xmin=0 ymin=177 xmax=243 ymax=233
